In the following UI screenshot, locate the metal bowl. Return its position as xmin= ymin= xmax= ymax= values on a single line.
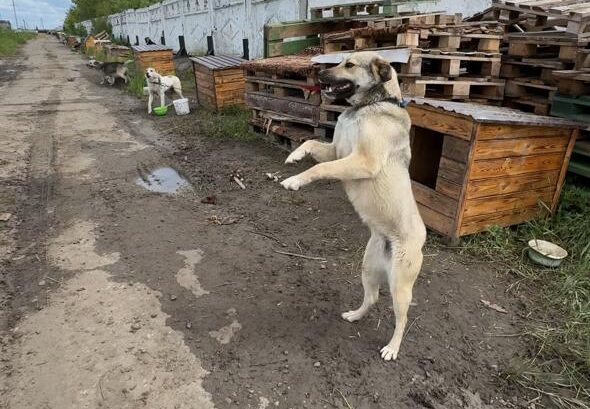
xmin=527 ymin=239 xmax=568 ymax=267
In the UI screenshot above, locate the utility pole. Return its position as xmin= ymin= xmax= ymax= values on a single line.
xmin=12 ymin=0 xmax=18 ymax=29
xmin=40 ymin=18 xmax=44 ymax=30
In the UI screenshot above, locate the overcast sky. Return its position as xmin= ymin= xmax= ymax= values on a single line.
xmin=0 ymin=0 xmax=71 ymax=29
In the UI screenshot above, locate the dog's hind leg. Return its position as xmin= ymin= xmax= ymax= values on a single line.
xmin=380 ymin=242 xmax=423 ymax=361
xmin=342 ymin=232 xmax=388 ymax=322
xmin=174 ymin=86 xmax=184 ymax=99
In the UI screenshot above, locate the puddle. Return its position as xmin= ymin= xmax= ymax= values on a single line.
xmin=136 ymin=167 xmax=192 ymax=194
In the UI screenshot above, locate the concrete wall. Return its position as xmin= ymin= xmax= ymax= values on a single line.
xmin=102 ymin=0 xmax=304 ymax=59
xmin=83 ymin=0 xmax=491 ymax=59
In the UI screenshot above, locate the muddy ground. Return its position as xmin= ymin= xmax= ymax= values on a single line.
xmin=0 ymin=36 xmax=537 ymax=409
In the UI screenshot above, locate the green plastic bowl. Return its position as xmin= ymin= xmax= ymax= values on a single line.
xmin=153 ymin=105 xmax=168 ymax=116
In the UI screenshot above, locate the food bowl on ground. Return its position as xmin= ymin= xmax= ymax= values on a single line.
xmin=153 ymin=105 xmax=168 ymax=116
xmin=528 ymin=239 xmax=568 ymax=267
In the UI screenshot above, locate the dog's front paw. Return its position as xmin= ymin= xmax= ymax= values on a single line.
xmin=280 ymin=175 xmax=305 ymax=191
xmin=380 ymin=344 xmax=399 ymax=361
xmin=285 ymin=149 xmax=307 ymax=164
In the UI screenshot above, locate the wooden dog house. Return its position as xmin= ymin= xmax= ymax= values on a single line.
xmin=407 ymin=98 xmax=580 ymax=242
xmin=84 ymin=31 xmax=110 ymax=51
xmin=191 ymin=55 xmax=246 ymax=110
xmin=132 ymin=45 xmax=175 ymax=76
xmin=105 ymin=44 xmax=132 ymax=61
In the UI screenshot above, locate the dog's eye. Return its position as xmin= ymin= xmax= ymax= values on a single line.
xmin=345 ymin=62 xmax=355 ymax=68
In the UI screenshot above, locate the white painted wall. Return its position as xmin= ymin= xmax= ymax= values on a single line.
xmin=103 ymin=0 xmax=304 ymax=59
xmin=84 ymin=0 xmax=491 ymax=59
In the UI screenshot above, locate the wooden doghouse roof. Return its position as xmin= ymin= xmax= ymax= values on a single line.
xmin=409 ymin=98 xmax=584 ymax=128
xmin=190 ymin=55 xmax=245 ymax=71
xmin=132 ymin=45 xmax=173 ymax=52
xmin=241 ymin=55 xmax=318 ymax=76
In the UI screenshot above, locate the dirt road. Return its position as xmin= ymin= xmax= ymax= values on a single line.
xmin=1 ymin=36 xmax=530 ymax=409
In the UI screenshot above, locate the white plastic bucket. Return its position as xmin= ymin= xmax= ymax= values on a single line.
xmin=173 ymin=98 xmax=190 ymax=115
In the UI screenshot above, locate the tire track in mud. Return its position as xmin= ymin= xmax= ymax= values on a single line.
xmin=3 ymin=70 xmax=63 ymax=327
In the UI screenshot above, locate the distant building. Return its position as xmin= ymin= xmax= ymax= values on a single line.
xmin=0 ymin=20 xmax=11 ymax=30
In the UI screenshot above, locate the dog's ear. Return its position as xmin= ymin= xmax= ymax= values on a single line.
xmin=371 ymin=57 xmax=392 ymax=83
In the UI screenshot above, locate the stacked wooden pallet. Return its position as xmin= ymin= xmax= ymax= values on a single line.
xmin=491 ymin=0 xmax=590 ymax=37
xmin=323 ymin=19 xmax=506 ymax=103
xmin=549 ymin=69 xmax=590 ymax=177
xmin=398 ymin=21 xmax=505 ymax=103
xmin=502 ymin=31 xmax=590 ymax=115
xmin=242 ymin=56 xmax=323 ymax=150
xmin=310 ymin=0 xmax=436 ymax=20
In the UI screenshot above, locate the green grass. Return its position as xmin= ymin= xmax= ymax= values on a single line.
xmin=194 ymin=105 xmax=256 ymax=141
xmin=125 ymin=62 xmax=146 ymax=97
xmin=463 ymin=183 xmax=590 ymax=408
xmin=0 ymin=29 xmax=36 ymax=56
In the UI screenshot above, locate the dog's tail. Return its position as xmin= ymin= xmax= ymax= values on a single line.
xmin=124 ymin=59 xmax=133 ymax=66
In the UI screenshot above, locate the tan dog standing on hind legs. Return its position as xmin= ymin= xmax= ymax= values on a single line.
xmin=280 ymin=51 xmax=426 ymax=361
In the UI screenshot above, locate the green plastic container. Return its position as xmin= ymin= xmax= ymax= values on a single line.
xmin=153 ymin=105 xmax=168 ymax=116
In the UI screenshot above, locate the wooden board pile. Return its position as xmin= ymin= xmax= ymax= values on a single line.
xmin=242 ymin=56 xmax=323 ymax=150
xmin=321 ymin=15 xmax=507 ymax=103
xmin=501 ymin=31 xmax=589 ymax=115
xmin=310 ymin=0 xmax=436 ymax=21
xmin=248 ymin=2 xmax=590 ymax=175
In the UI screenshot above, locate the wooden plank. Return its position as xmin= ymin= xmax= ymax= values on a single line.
xmin=436 ymin=177 xmax=462 ymax=199
xmin=473 ymin=135 xmax=570 ymax=159
xmin=412 ymin=182 xmax=458 ymax=218
xmin=215 ymin=81 xmax=245 ymax=92
xmin=438 ymin=156 xmax=467 ymax=185
xmin=416 ymin=203 xmax=454 ymax=237
xmin=407 ymin=105 xmax=473 ymax=140
xmin=265 ymin=20 xmax=360 ymax=42
xmin=465 ymin=170 xmax=560 ymax=199
xmin=245 ymin=92 xmax=319 ymax=124
xmin=551 ymin=129 xmax=578 ymax=213
xmin=470 ymin=152 xmax=565 ymax=179
xmin=459 ymin=206 xmax=542 ymax=235
xmin=477 ymin=124 xmax=569 ymax=139
xmin=442 ymin=136 xmax=470 ymax=163
xmin=463 ymin=187 xmax=554 ymax=218
xmin=267 ymin=37 xmax=321 ymax=58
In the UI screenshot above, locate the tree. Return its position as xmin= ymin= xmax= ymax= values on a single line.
xmin=64 ymin=0 xmax=160 ymax=33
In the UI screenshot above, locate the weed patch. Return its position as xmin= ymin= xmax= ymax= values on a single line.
xmin=463 ymin=183 xmax=590 ymax=408
xmin=0 ymin=29 xmax=36 ymax=56
xmin=194 ymin=105 xmax=256 ymax=141
xmin=126 ymin=63 xmax=146 ymax=98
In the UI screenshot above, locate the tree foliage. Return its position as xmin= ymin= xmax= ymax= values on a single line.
xmin=64 ymin=0 xmax=159 ymax=33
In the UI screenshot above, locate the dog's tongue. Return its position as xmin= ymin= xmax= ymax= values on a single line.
xmin=300 ymin=84 xmax=321 ymax=93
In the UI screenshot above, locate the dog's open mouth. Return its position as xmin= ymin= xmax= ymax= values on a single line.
xmin=320 ymin=79 xmax=354 ymax=100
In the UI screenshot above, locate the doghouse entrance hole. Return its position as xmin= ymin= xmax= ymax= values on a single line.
xmin=409 ymin=126 xmax=444 ymax=189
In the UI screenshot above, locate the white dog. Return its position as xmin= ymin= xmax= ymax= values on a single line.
xmin=145 ymin=67 xmax=184 ymax=114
